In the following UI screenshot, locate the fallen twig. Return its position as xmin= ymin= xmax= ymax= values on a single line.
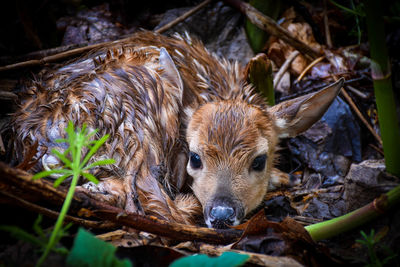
xmin=223 ymin=0 xmax=320 ymax=60
xmin=345 ymin=85 xmax=369 ymax=99
xmin=0 ymin=162 xmax=242 ymax=244
xmin=93 ymin=209 xmax=241 ymax=244
xmin=0 ymin=190 xmax=116 ymax=229
xmin=323 ymin=0 xmax=333 ymax=48
xmin=0 ymin=0 xmax=213 ymax=72
xmin=333 ymin=76 xmax=383 ymax=145
xmin=155 ymin=0 xmax=212 ymax=34
xmin=369 ymin=143 xmax=384 ymax=156
xmin=296 ymin=56 xmax=325 ymax=83
xmin=0 ymin=136 xmax=5 ymax=155
xmin=273 ymin=50 xmax=300 ymax=87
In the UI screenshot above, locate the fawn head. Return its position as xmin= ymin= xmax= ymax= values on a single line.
xmin=186 ymin=79 xmax=344 ymax=228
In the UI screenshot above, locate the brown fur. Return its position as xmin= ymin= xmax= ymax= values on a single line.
xmin=9 ymin=30 xmax=343 ymax=227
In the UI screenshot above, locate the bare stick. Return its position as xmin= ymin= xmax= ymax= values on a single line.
xmin=323 ymin=0 xmax=333 ymax=48
xmin=0 ymin=190 xmax=116 ymax=229
xmin=93 ymin=209 xmax=241 ymax=244
xmin=333 ymin=76 xmax=383 ymax=145
xmin=155 ymin=0 xmax=212 ymax=34
xmin=0 ymin=0 xmax=213 ymax=72
xmin=369 ymin=143 xmax=384 ymax=156
xmin=223 ymin=0 xmax=320 ymax=60
xmin=0 ymin=135 xmax=5 ymax=155
xmin=346 ymin=85 xmax=369 ymax=99
xmin=273 ymin=50 xmax=300 ymax=87
xmin=296 ymin=56 xmax=325 ymax=82
xmin=0 ymin=162 xmax=242 ymax=244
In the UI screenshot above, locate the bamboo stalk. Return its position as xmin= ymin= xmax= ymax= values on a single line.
xmin=305 ymin=185 xmax=400 ymax=241
xmin=245 ymin=53 xmax=275 ymax=106
xmin=365 ymin=0 xmax=400 ymax=177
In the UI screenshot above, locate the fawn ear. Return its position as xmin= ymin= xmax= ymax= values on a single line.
xmin=159 ymin=47 xmax=183 ymax=91
xmin=270 ymin=78 xmax=344 ymax=138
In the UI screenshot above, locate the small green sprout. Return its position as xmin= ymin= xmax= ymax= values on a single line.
xmin=356 ymin=229 xmax=397 ymax=267
xmin=33 ymin=121 xmax=115 ymax=266
xmin=0 ymin=215 xmax=70 ymax=256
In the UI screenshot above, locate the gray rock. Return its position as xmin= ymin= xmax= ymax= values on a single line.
xmin=288 ymin=97 xmax=359 ymax=185
xmin=343 ymin=159 xmax=399 ymax=212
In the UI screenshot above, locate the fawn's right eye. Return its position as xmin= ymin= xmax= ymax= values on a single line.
xmin=189 ymin=152 xmax=202 ymax=169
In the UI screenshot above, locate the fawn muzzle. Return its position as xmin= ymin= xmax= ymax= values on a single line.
xmin=204 ymin=195 xmax=244 ymax=229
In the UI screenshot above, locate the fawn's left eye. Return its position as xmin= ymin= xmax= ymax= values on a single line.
xmin=189 ymin=152 xmax=202 ymax=169
xmin=251 ymin=154 xmax=267 ymax=172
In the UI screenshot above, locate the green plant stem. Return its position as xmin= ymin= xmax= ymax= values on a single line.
xmin=245 ymin=0 xmax=282 ymax=53
xmin=365 ymin=0 xmax=400 ymax=177
xmin=247 ymin=54 xmax=275 ymax=106
xmin=36 ymin=152 xmax=81 ymax=266
xmin=305 ymin=185 xmax=400 ymax=241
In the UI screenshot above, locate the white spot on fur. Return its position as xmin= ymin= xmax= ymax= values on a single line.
xmin=255 ymin=137 xmax=269 ymax=155
xmin=276 ymin=118 xmax=287 ymax=128
xmin=276 ymin=118 xmax=290 ymax=138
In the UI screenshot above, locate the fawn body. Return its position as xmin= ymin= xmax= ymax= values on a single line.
xmin=10 ymin=31 xmax=343 ymax=228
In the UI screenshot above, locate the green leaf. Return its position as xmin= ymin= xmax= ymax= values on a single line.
xmin=55 ymin=138 xmax=68 ymax=144
xmin=33 ymin=215 xmax=46 ymax=240
xmin=80 ymin=172 xmax=99 ymax=184
xmin=32 ymin=169 xmax=71 ymax=180
xmin=170 ymin=252 xmax=249 ymax=267
xmin=66 ymin=228 xmax=131 ymax=267
xmin=85 ymin=129 xmax=98 ymax=140
xmin=80 ymin=134 xmax=110 ymax=168
xmin=0 ymin=225 xmax=46 ymax=247
xmin=245 ymin=0 xmax=282 ymax=53
xmin=84 ymin=159 xmax=116 ymax=170
xmin=51 ymin=148 xmax=72 ymax=167
xmin=329 ymin=0 xmax=364 ymax=16
xmin=54 ymin=173 xmax=73 ymax=188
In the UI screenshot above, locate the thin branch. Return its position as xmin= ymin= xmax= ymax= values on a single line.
xmin=0 ymin=190 xmax=116 ymax=229
xmin=332 ymin=75 xmax=383 ymax=145
xmin=92 ymin=209 xmax=241 ymax=244
xmin=273 ymin=50 xmax=300 ymax=87
xmin=0 ymin=162 xmax=242 ymax=244
xmin=0 ymin=135 xmax=5 ymax=155
xmin=296 ymin=56 xmax=325 ymax=83
xmin=223 ymin=0 xmax=320 ymax=60
xmin=369 ymin=143 xmax=384 ymax=156
xmin=155 ymin=0 xmax=212 ymax=34
xmin=323 ymin=0 xmax=333 ymax=48
xmin=0 ymin=0 xmax=213 ymax=72
xmin=345 ymin=85 xmax=369 ymax=99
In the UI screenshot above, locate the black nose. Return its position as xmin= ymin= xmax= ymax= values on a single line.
xmin=208 ymin=205 xmax=235 ymax=229
xmin=210 ymin=206 xmax=235 ymax=221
